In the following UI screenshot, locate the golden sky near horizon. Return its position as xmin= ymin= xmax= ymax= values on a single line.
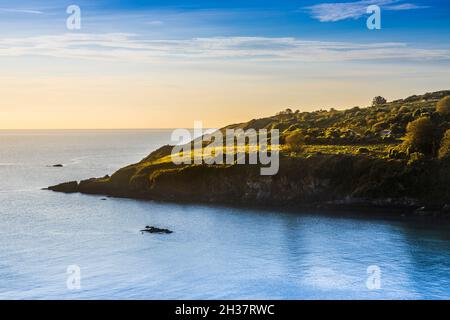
xmin=1 ymin=61 xmax=449 ymax=130
xmin=1 ymin=35 xmax=450 ymax=130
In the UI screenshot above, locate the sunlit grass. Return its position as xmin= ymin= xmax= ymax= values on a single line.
xmin=148 ymin=143 xmax=395 ymax=165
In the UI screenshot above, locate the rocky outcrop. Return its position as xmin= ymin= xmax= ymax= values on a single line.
xmin=46 ymin=154 xmax=450 ymax=215
xmin=47 ymin=181 xmax=78 ymax=193
xmin=140 ymin=226 xmax=173 ymax=234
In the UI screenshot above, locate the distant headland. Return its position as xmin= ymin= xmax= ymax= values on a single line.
xmin=47 ymin=90 xmax=450 ymax=217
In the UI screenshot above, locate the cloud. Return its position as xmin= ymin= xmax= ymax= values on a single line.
xmin=145 ymin=20 xmax=164 ymax=26
xmin=0 ymin=33 xmax=448 ymax=63
xmin=305 ymin=0 xmax=428 ymax=22
xmin=384 ymin=3 xmax=429 ymax=10
xmin=0 ymin=8 xmax=43 ymax=14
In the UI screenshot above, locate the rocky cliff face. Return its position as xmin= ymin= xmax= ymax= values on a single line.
xmin=47 ymin=154 xmax=450 ymax=213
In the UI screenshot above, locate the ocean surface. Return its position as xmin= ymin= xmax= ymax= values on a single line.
xmin=0 ymin=130 xmax=449 ymax=300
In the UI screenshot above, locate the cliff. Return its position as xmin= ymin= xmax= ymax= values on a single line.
xmin=47 ymin=90 xmax=450 ymax=215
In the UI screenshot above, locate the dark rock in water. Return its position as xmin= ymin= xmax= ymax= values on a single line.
xmin=47 ymin=181 xmax=78 ymax=193
xmin=101 ymin=198 xmax=108 ymax=201
xmin=52 ymin=164 xmax=64 ymax=167
xmin=413 ymin=205 xmax=443 ymax=217
xmin=141 ymin=226 xmax=173 ymax=234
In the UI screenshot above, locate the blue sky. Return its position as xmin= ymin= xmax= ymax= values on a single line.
xmin=1 ymin=0 xmax=449 ymax=58
xmin=0 ymin=0 xmax=449 ymax=129
xmin=1 ymin=0 xmax=449 ymax=43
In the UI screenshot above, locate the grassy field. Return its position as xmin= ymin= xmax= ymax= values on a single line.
xmin=146 ymin=143 xmax=396 ymax=166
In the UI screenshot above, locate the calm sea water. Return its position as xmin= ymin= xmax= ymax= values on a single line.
xmin=0 ymin=130 xmax=449 ymax=300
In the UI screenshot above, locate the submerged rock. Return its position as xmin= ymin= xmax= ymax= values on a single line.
xmin=140 ymin=226 xmax=173 ymax=234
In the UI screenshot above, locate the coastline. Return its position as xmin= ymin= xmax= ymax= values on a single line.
xmin=46 ymin=90 xmax=450 ymax=219
xmin=46 ymin=155 xmax=450 ymax=219
xmin=44 ymin=183 xmax=450 ymax=220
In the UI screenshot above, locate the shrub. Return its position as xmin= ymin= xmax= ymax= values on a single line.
xmin=388 ymin=148 xmax=397 ymax=158
xmin=403 ymin=117 xmax=437 ymax=156
xmin=389 ymin=123 xmax=404 ymax=135
xmin=285 ymin=130 xmax=305 ymax=152
xmin=438 ymin=129 xmax=450 ymax=159
xmin=372 ymin=96 xmax=387 ymax=106
xmin=373 ymin=121 xmax=387 ymax=132
xmin=357 ymin=147 xmax=370 ymax=154
xmin=277 ymin=108 xmax=293 ymax=116
xmin=388 ymin=148 xmax=407 ymax=160
xmin=412 ymin=109 xmax=422 ymax=118
xmin=408 ymin=152 xmax=425 ymax=165
xmin=399 ymin=106 xmax=410 ymax=113
xmin=436 ymin=96 xmax=450 ymax=115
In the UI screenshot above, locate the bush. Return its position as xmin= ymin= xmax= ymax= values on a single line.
xmin=373 ymin=121 xmax=387 ymax=132
xmin=357 ymin=148 xmax=369 ymax=154
xmin=439 ymin=129 xmax=450 ymax=159
xmin=388 ymin=148 xmax=407 ymax=159
xmin=436 ymin=96 xmax=450 ymax=115
xmin=285 ymin=130 xmax=305 ymax=152
xmin=372 ymin=96 xmax=387 ymax=106
xmin=399 ymin=106 xmax=410 ymax=113
xmin=403 ymin=117 xmax=437 ymax=156
xmin=412 ymin=109 xmax=422 ymax=118
xmin=408 ymin=152 xmax=426 ymax=165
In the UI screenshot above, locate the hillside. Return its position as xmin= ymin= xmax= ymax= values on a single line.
xmin=48 ymin=90 xmax=450 ymax=216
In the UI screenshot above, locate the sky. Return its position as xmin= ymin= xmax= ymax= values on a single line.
xmin=0 ymin=0 xmax=449 ymax=129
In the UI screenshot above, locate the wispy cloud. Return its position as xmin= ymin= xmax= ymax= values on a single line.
xmin=0 ymin=33 xmax=448 ymax=63
xmin=145 ymin=20 xmax=164 ymax=26
xmin=305 ymin=0 xmax=429 ymax=22
xmin=385 ymin=3 xmax=429 ymax=10
xmin=0 ymin=8 xmax=43 ymax=14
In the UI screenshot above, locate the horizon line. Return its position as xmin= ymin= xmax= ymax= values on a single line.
xmin=0 ymin=127 xmax=214 ymax=131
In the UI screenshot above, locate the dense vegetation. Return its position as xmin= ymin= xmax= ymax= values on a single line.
xmin=224 ymin=90 xmax=450 ymax=161
xmin=49 ymin=90 xmax=450 ymax=214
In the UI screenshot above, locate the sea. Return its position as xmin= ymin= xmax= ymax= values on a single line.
xmin=0 ymin=130 xmax=449 ymax=299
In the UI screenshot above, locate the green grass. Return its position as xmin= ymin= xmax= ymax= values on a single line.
xmin=144 ymin=143 xmax=396 ymax=167
xmin=296 ymin=143 xmax=395 ymax=158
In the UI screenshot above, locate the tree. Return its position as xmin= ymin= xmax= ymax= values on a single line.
xmin=372 ymin=96 xmax=387 ymax=106
xmin=276 ymin=108 xmax=293 ymax=116
xmin=403 ymin=117 xmax=437 ymax=156
xmin=285 ymin=130 xmax=305 ymax=152
xmin=436 ymin=96 xmax=450 ymax=115
xmin=438 ymin=129 xmax=450 ymax=159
